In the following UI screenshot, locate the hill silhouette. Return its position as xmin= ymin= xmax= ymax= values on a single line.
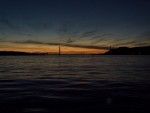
xmin=104 ymin=46 xmax=150 ymax=55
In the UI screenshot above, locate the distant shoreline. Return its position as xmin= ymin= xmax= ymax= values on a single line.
xmin=0 ymin=46 xmax=150 ymax=55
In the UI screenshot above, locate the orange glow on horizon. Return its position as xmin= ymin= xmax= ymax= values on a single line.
xmin=0 ymin=42 xmax=107 ymax=54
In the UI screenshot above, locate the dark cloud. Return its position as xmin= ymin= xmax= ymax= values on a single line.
xmin=0 ymin=12 xmax=19 ymax=30
xmin=112 ymin=31 xmax=150 ymax=47
xmin=111 ymin=40 xmax=138 ymax=47
xmin=15 ymin=40 xmax=46 ymax=44
xmin=137 ymin=31 xmax=150 ymax=40
xmin=109 ymin=30 xmax=150 ymax=47
xmin=90 ymin=34 xmax=112 ymax=40
xmin=18 ymin=32 xmax=35 ymax=38
xmin=90 ymin=34 xmax=112 ymax=44
xmin=134 ymin=42 xmax=150 ymax=46
xmin=0 ymin=11 xmax=35 ymax=38
xmin=58 ymin=24 xmax=105 ymax=45
xmin=58 ymin=23 xmax=72 ymax=34
xmin=13 ymin=40 xmax=109 ymax=50
xmin=66 ymin=38 xmax=75 ymax=43
xmin=63 ymin=43 xmax=109 ymax=50
xmin=79 ymin=30 xmax=97 ymax=38
xmin=58 ymin=23 xmax=80 ymax=44
xmin=69 ymin=30 xmax=98 ymax=43
xmin=28 ymin=22 xmax=51 ymax=31
xmin=91 ymin=38 xmax=106 ymax=45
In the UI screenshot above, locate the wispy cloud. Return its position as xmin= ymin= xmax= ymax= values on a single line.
xmin=57 ymin=23 xmax=80 ymax=43
xmin=0 ymin=11 xmax=35 ymax=38
xmin=13 ymin=40 xmax=109 ymax=50
xmin=64 ymin=43 xmax=109 ymax=50
xmin=79 ymin=30 xmax=97 ymax=38
xmin=57 ymin=23 xmax=110 ymax=45
xmin=137 ymin=31 xmax=150 ymax=40
xmin=0 ymin=12 xmax=19 ymax=30
xmin=90 ymin=34 xmax=112 ymax=44
xmin=134 ymin=42 xmax=150 ymax=46
xmin=15 ymin=40 xmax=46 ymax=44
xmin=28 ymin=22 xmax=51 ymax=31
xmin=107 ymin=31 xmax=150 ymax=47
xmin=111 ymin=40 xmax=137 ymax=47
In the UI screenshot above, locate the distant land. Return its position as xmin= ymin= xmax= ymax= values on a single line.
xmin=104 ymin=46 xmax=150 ymax=55
xmin=0 ymin=46 xmax=150 ymax=55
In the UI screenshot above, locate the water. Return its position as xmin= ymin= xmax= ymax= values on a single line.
xmin=0 ymin=55 xmax=150 ymax=113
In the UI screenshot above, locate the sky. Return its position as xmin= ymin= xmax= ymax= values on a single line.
xmin=0 ymin=0 xmax=150 ymax=54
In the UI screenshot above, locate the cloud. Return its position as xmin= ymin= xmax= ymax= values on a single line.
xmin=90 ymin=34 xmax=112 ymax=44
xmin=28 ymin=22 xmax=51 ymax=31
xmin=57 ymin=24 xmax=113 ymax=47
xmin=137 ymin=31 xmax=150 ymax=40
xmin=15 ymin=40 xmax=46 ymax=44
xmin=57 ymin=23 xmax=106 ymax=45
xmin=63 ymin=30 xmax=100 ymax=44
xmin=109 ymin=31 xmax=150 ymax=47
xmin=63 ymin=43 xmax=109 ymax=50
xmin=134 ymin=42 xmax=150 ymax=46
xmin=90 ymin=34 xmax=112 ymax=40
xmin=79 ymin=30 xmax=97 ymax=38
xmin=111 ymin=40 xmax=137 ymax=47
xmin=58 ymin=24 xmax=109 ymax=46
xmin=57 ymin=23 xmax=80 ymax=44
xmin=18 ymin=32 xmax=35 ymax=38
xmin=111 ymin=38 xmax=150 ymax=47
xmin=0 ymin=12 xmax=19 ymax=30
xmin=66 ymin=38 xmax=75 ymax=43
xmin=0 ymin=11 xmax=35 ymax=38
xmin=13 ymin=40 xmax=109 ymax=50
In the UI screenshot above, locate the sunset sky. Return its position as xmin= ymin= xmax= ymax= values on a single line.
xmin=0 ymin=0 xmax=150 ymax=54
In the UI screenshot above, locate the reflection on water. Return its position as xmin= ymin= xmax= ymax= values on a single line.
xmin=0 ymin=55 xmax=150 ymax=113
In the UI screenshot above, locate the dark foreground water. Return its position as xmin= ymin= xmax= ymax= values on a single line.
xmin=0 ymin=55 xmax=150 ymax=113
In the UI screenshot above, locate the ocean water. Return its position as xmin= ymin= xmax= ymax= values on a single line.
xmin=0 ymin=55 xmax=150 ymax=113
